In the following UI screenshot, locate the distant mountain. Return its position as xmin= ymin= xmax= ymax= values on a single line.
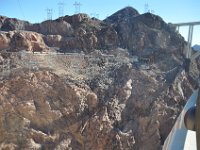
xmin=193 ymin=44 xmax=200 ymax=51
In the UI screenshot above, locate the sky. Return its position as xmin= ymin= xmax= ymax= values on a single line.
xmin=0 ymin=0 xmax=200 ymax=45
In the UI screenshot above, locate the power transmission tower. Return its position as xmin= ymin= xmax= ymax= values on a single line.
xmin=73 ymin=1 xmax=81 ymax=14
xmin=58 ymin=2 xmax=65 ymax=17
xmin=144 ymin=3 xmax=155 ymax=14
xmin=46 ymin=8 xmax=53 ymax=20
xmin=144 ymin=3 xmax=149 ymax=13
xmin=46 ymin=8 xmax=53 ymax=34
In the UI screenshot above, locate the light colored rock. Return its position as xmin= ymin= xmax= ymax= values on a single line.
xmin=0 ymin=32 xmax=10 ymax=50
xmin=122 ymin=79 xmax=132 ymax=100
xmin=44 ymin=34 xmax=62 ymax=47
xmin=10 ymin=31 xmax=48 ymax=52
xmin=86 ymin=92 xmax=98 ymax=111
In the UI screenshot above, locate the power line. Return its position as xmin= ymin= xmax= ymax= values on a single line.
xmin=58 ymin=2 xmax=65 ymax=17
xmin=45 ymin=8 xmax=53 ymax=34
xmin=46 ymin=8 xmax=53 ymax=20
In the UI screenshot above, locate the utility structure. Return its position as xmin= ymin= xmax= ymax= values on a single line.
xmin=144 ymin=3 xmax=154 ymax=14
xmin=58 ymin=2 xmax=65 ymax=17
xmin=144 ymin=3 xmax=149 ymax=13
xmin=73 ymin=1 xmax=81 ymax=14
xmin=174 ymin=21 xmax=200 ymax=59
xmin=46 ymin=8 xmax=53 ymax=34
xmin=46 ymin=8 xmax=53 ymax=20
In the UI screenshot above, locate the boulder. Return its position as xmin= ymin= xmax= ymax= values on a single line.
xmin=43 ymin=35 xmax=62 ymax=47
xmin=10 ymin=31 xmax=48 ymax=52
xmin=0 ymin=17 xmax=29 ymax=31
xmin=0 ymin=32 xmax=11 ymax=50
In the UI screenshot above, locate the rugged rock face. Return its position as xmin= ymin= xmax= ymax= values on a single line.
xmin=0 ymin=31 xmax=11 ymax=50
xmin=28 ymin=20 xmax=74 ymax=36
xmin=89 ymin=62 xmax=193 ymax=150
xmin=104 ymin=6 xmax=139 ymax=24
xmin=0 ymin=16 xmax=29 ymax=31
xmin=0 ymin=31 xmax=48 ymax=52
xmin=105 ymin=11 xmax=185 ymax=56
xmin=43 ymin=35 xmax=62 ymax=47
xmin=0 ymin=6 xmax=197 ymax=150
xmin=0 ymin=7 xmax=186 ymax=54
xmin=0 ymin=55 xmax=193 ymax=149
xmin=0 ymin=69 xmax=135 ymax=149
xmin=10 ymin=31 xmax=48 ymax=52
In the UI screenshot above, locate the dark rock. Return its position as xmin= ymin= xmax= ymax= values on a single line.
xmin=104 ymin=6 xmax=139 ymax=23
xmin=1 ymin=17 xmax=30 ymax=31
xmin=27 ymin=20 xmax=74 ymax=36
xmin=0 ymin=7 xmax=186 ymax=56
xmin=134 ymin=13 xmax=168 ymax=30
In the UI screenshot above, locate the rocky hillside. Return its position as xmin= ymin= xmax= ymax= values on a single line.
xmin=0 ymin=54 xmax=193 ymax=149
xmin=1 ymin=7 xmax=185 ymax=54
xmin=0 ymin=6 xmax=198 ymax=150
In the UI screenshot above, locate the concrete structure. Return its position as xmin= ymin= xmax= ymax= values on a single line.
xmin=173 ymin=21 xmax=200 ymax=59
xmin=163 ymin=89 xmax=198 ymax=150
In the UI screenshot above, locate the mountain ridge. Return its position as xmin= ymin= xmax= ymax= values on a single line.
xmin=0 ymin=6 xmax=186 ymax=56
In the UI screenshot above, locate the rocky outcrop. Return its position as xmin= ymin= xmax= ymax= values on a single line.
xmin=0 ymin=69 xmax=136 ymax=149
xmin=0 ymin=7 xmax=186 ymax=54
xmin=11 ymin=31 xmax=48 ymax=52
xmin=0 ymin=31 xmax=11 ymax=50
xmin=88 ymin=61 xmax=193 ymax=150
xmin=63 ymin=13 xmax=90 ymax=27
xmin=105 ymin=11 xmax=185 ymax=56
xmin=28 ymin=20 xmax=74 ymax=36
xmin=0 ymin=16 xmax=29 ymax=31
xmin=0 ymin=6 xmax=195 ymax=150
xmin=43 ymin=35 xmax=63 ymax=47
xmin=97 ymin=27 xmax=118 ymax=49
xmin=0 ymin=48 xmax=195 ymax=150
xmin=0 ymin=31 xmax=48 ymax=52
xmin=0 ymin=16 xmax=7 ymax=29
xmin=104 ymin=6 xmax=139 ymax=24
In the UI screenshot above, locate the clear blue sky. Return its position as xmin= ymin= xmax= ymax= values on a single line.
xmin=0 ymin=0 xmax=200 ymax=45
